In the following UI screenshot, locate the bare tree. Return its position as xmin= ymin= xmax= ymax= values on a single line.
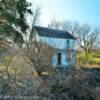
xmin=48 ymin=19 xmax=61 ymax=29
xmin=61 ymin=21 xmax=100 ymax=56
xmin=77 ymin=24 xmax=100 ymax=59
xmin=61 ymin=21 xmax=79 ymax=35
xmin=23 ymin=8 xmax=55 ymax=76
xmin=26 ymin=41 xmax=54 ymax=76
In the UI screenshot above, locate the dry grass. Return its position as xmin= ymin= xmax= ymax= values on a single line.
xmin=0 ymin=48 xmax=100 ymax=99
xmin=33 ymin=67 xmax=100 ymax=100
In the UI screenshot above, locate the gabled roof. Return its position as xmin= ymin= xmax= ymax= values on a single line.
xmin=34 ymin=26 xmax=76 ymax=39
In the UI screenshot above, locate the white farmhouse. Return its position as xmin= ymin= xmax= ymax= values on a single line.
xmin=34 ymin=26 xmax=76 ymax=68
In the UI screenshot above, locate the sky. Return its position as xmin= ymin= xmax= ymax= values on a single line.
xmin=32 ymin=0 xmax=100 ymax=27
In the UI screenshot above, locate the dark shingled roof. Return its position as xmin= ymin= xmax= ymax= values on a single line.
xmin=34 ymin=26 xmax=75 ymax=39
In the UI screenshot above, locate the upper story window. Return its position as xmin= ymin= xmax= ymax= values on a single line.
xmin=67 ymin=40 xmax=70 ymax=48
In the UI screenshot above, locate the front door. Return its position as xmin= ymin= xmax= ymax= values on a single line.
xmin=57 ymin=53 xmax=61 ymax=65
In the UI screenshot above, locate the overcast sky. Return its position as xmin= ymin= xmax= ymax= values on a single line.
xmin=32 ymin=0 xmax=100 ymax=27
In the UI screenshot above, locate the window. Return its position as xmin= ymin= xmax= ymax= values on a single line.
xmin=67 ymin=40 xmax=69 ymax=48
xmin=57 ymin=53 xmax=61 ymax=65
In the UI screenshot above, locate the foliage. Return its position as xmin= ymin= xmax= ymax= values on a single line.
xmin=79 ymin=52 xmax=100 ymax=65
xmin=0 ymin=0 xmax=32 ymax=44
xmin=0 ymin=47 xmax=6 ymax=53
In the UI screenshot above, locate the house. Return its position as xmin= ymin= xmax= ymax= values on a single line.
xmin=34 ymin=26 xmax=76 ymax=68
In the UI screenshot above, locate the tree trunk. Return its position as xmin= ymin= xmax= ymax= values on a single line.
xmin=6 ymin=66 xmax=10 ymax=82
xmin=85 ymin=51 xmax=89 ymax=64
xmin=37 ymin=71 xmax=42 ymax=76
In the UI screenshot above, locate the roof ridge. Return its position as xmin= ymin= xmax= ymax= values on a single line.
xmin=35 ymin=25 xmax=69 ymax=33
